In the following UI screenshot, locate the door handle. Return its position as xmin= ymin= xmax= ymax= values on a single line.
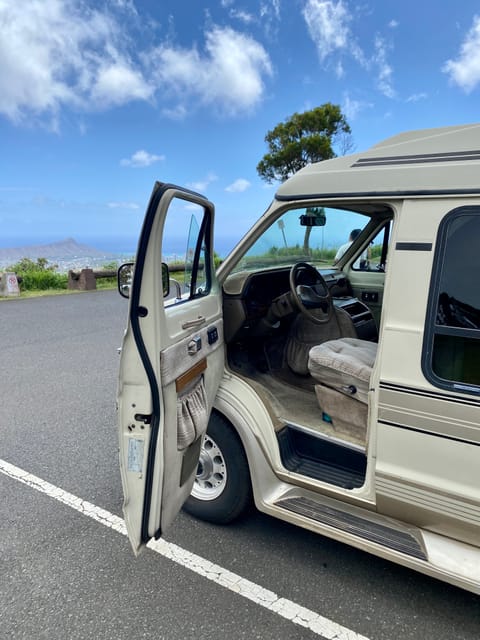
xmin=182 ymin=316 xmax=206 ymax=330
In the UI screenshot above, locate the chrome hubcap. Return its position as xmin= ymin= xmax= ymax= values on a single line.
xmin=191 ymin=434 xmax=227 ymax=501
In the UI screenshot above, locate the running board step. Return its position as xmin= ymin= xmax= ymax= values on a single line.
xmin=277 ymin=425 xmax=366 ymax=488
xmin=276 ymin=496 xmax=427 ymax=560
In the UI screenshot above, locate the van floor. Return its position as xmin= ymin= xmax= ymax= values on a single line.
xmin=239 ymin=368 xmax=366 ymax=449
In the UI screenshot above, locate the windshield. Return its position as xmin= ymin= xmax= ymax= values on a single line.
xmin=230 ymin=206 xmax=370 ymax=273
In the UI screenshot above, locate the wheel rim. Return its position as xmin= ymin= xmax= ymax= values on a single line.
xmin=191 ymin=434 xmax=227 ymax=501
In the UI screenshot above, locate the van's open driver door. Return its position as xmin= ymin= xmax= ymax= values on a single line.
xmin=117 ymin=183 xmax=224 ymax=554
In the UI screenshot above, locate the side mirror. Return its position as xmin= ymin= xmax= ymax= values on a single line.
xmin=162 ymin=262 xmax=170 ymax=297
xmin=118 ymin=262 xmax=171 ymax=299
xmin=117 ymin=263 xmax=134 ymax=299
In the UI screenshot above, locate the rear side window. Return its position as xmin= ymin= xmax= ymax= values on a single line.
xmin=423 ymin=207 xmax=480 ymax=394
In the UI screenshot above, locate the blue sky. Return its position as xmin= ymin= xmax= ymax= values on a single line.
xmin=2 ymin=0 xmax=480 ymax=256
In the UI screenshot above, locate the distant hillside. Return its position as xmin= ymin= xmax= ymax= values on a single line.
xmin=0 ymin=238 xmax=113 ymax=267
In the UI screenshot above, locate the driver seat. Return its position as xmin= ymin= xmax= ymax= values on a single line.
xmin=286 ymin=307 xmax=357 ymax=376
xmin=308 ymin=338 xmax=377 ymax=441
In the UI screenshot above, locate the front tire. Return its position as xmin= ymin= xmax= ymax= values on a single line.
xmin=182 ymin=411 xmax=252 ymax=524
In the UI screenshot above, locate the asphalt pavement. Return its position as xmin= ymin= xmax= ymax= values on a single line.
xmin=0 ymin=291 xmax=479 ymax=640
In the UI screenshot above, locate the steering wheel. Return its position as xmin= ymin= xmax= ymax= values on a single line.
xmin=289 ymin=262 xmax=333 ymax=325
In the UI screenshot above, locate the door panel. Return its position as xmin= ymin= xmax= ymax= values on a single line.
xmin=117 ymin=183 xmax=224 ymax=554
xmin=376 ymin=384 xmax=480 ymax=546
xmin=348 ymin=271 xmax=384 ymax=328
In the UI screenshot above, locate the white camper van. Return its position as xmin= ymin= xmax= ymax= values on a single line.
xmin=117 ymin=124 xmax=480 ymax=595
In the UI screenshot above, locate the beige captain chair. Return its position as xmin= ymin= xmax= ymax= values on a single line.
xmin=308 ymin=338 xmax=377 ymax=443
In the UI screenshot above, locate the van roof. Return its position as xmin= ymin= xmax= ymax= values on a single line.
xmin=275 ymin=123 xmax=480 ymax=201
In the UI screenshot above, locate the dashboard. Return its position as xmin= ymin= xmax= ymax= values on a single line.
xmin=222 ymin=266 xmax=355 ymax=343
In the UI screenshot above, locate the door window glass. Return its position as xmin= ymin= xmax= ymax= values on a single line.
xmin=423 ymin=208 xmax=480 ymax=391
xmin=351 ymin=222 xmax=390 ymax=272
xmin=162 ymin=197 xmax=212 ymax=300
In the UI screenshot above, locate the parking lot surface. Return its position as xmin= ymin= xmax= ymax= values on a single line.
xmin=1 ymin=291 xmax=479 ymax=639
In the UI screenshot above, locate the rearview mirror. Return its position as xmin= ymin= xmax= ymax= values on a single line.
xmin=300 ymin=207 xmax=326 ymax=227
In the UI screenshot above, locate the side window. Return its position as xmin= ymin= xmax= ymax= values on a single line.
xmin=162 ymin=197 xmax=212 ymax=301
xmin=184 ymin=211 xmax=211 ymax=297
xmin=423 ymin=207 xmax=480 ymax=392
xmin=351 ymin=222 xmax=390 ymax=272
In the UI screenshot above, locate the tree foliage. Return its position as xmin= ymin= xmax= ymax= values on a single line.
xmin=256 ymin=103 xmax=352 ymax=183
xmin=7 ymin=257 xmax=57 ymax=273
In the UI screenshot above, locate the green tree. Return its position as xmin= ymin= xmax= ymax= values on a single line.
xmin=8 ymin=257 xmax=57 ymax=273
xmin=256 ymin=103 xmax=352 ymax=184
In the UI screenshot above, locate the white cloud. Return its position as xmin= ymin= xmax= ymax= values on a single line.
xmin=406 ymin=92 xmax=428 ymax=103
xmin=120 ymin=150 xmax=165 ymax=168
xmin=108 ymin=201 xmax=140 ymax=209
xmin=342 ymin=94 xmax=372 ymax=121
xmin=335 ymin=61 xmax=345 ymax=78
xmin=260 ymin=0 xmax=281 ymax=38
xmin=302 ymin=1 xmax=398 ymax=97
xmin=302 ymin=0 xmax=351 ymax=61
xmin=112 ymin=0 xmax=138 ymax=14
xmin=0 ymin=4 xmax=273 ymax=125
xmin=147 ymin=26 xmax=273 ymax=116
xmin=187 ymin=173 xmax=218 ymax=192
xmin=228 ymin=9 xmax=255 ymax=24
xmin=91 ymin=63 xmax=152 ymax=107
xmin=225 ymin=179 xmax=251 ymax=193
xmin=443 ymin=15 xmax=480 ymax=92
xmin=260 ymin=0 xmax=281 ymax=20
xmin=0 ymin=0 xmax=153 ymax=123
xmin=373 ymin=35 xmax=395 ymax=98
xmin=388 ymin=19 xmax=399 ymax=29
xmin=302 ymin=0 xmax=368 ymax=69
xmin=161 ymin=105 xmax=188 ymax=120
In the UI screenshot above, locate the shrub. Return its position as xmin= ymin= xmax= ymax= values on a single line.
xmin=20 ymin=271 xmax=68 ymax=290
xmin=6 ymin=257 xmax=67 ymax=291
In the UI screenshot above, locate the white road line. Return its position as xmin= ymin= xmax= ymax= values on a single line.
xmin=0 ymin=458 xmax=370 ymax=640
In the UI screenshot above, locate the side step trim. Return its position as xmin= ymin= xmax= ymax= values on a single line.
xmin=276 ymin=496 xmax=427 ymax=560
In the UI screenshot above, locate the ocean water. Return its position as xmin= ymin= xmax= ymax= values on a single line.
xmin=0 ymin=234 xmax=240 ymax=254
xmin=88 ymin=235 xmax=241 ymax=259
